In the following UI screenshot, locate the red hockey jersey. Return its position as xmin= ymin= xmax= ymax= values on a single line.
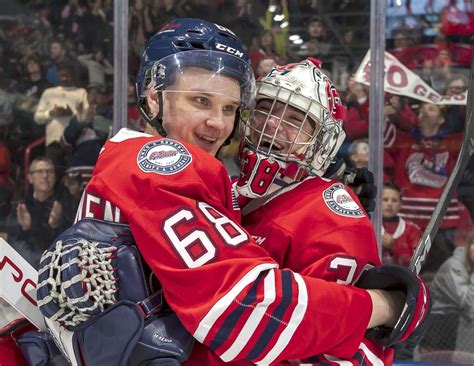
xmin=242 ymin=177 xmax=393 ymax=365
xmin=391 ymin=132 xmax=463 ymax=230
xmin=76 ymin=129 xmax=374 ymax=365
xmin=382 ymin=217 xmax=422 ymax=266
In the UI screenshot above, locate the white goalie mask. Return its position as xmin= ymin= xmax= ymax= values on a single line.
xmin=237 ymin=58 xmax=346 ymax=198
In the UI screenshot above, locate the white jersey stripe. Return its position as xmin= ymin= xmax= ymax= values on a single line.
xmin=109 ymin=128 xmax=152 ymax=142
xmin=400 ymin=205 xmax=459 ymax=212
xmin=359 ymin=342 xmax=384 ymax=366
xmin=256 ymin=272 xmax=308 ymax=364
xmin=221 ymin=270 xmax=277 ymax=361
xmin=323 ymin=354 xmax=353 ymax=365
xmin=402 ymin=197 xmax=458 ymax=203
xmin=194 ymin=263 xmax=278 ymax=343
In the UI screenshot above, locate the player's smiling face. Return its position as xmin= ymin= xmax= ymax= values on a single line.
xmin=250 ymin=99 xmax=316 ymax=155
xmin=161 ymin=67 xmax=241 ymax=156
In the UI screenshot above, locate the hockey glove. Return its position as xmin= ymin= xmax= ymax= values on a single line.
xmin=356 ymin=264 xmax=431 ymax=350
xmin=323 ymin=159 xmax=377 ymax=213
xmin=345 ymin=167 xmax=376 ymax=213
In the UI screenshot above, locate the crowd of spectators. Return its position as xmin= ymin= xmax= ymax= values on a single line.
xmin=0 ymin=0 xmax=473 ymax=361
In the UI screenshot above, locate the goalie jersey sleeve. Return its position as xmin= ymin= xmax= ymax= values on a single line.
xmin=242 ymin=177 xmax=394 ymax=365
xmin=77 ymin=129 xmax=374 ymax=364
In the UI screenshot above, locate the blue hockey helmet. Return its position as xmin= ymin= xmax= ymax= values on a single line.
xmin=136 ymin=18 xmax=255 ymax=138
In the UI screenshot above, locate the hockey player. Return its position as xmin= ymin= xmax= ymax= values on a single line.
xmin=25 ymin=19 xmax=429 ymax=366
xmin=236 ymin=58 xmax=430 ymax=365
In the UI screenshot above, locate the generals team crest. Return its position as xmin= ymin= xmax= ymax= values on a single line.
xmin=323 ymin=183 xmax=365 ymax=218
xmin=137 ymin=139 xmax=192 ymax=175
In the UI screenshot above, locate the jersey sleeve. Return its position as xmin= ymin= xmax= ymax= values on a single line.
xmin=88 ymin=136 xmax=375 ymax=363
xmin=241 ymin=180 xmax=391 ymax=364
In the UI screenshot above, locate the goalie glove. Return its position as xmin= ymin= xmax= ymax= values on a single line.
xmin=36 ymin=218 xmax=193 ymax=366
xmin=356 ymin=264 xmax=431 ymax=350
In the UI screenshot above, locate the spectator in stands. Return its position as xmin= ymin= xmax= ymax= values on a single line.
xmin=20 ymin=57 xmax=51 ymax=101
xmin=381 ymin=183 xmax=421 ymax=266
xmin=77 ymin=45 xmax=113 ymax=89
xmin=249 ymin=30 xmax=283 ymax=74
xmin=129 ymin=0 xmax=154 ymax=57
xmin=346 ymin=135 xmax=399 ymax=183
xmin=442 ymin=73 xmax=468 ymax=134
xmin=429 ymin=233 xmax=474 ymax=353
xmin=347 ymin=138 xmax=368 ymax=169
xmin=46 ymin=39 xmax=71 ymax=86
xmin=1 ymin=57 xmax=48 ymax=162
xmin=391 ymin=102 xmax=463 ymax=273
xmin=179 ymin=0 xmax=214 ymax=21
xmin=61 ymin=83 xmax=110 ymax=178
xmin=61 ymin=167 xmax=84 ymax=228
xmin=298 ymin=16 xmax=333 ymax=63
xmin=221 ymin=0 xmax=262 ymax=50
xmin=344 ymin=77 xmax=417 ymax=141
xmin=147 ymin=0 xmax=182 ymax=30
xmin=59 ymin=0 xmax=88 ymax=44
xmin=388 ymin=28 xmax=418 ymax=69
xmin=34 ymin=62 xmax=88 ymax=175
xmin=6 ymin=157 xmax=65 ymax=268
xmin=82 ymin=0 xmax=111 ymax=51
xmin=421 ymin=48 xmax=454 ymax=94
xmin=384 ymin=94 xmax=418 ymax=133
xmin=344 ymin=77 xmax=369 ymax=141
xmin=255 ymin=57 xmax=276 ymax=78
xmin=263 ymin=0 xmax=289 ymax=61
xmin=29 ymin=10 xmax=54 ymax=59
xmin=0 ymin=75 xmax=19 ymax=128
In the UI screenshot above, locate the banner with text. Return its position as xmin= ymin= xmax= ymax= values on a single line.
xmin=354 ymin=50 xmax=467 ymax=105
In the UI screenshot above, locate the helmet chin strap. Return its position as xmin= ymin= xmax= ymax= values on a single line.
xmin=150 ymin=91 xmax=167 ymax=137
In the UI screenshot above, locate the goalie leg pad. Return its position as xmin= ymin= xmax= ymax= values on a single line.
xmin=46 ymin=300 xmax=144 ymax=366
xmin=75 ymin=300 xmax=143 ymax=366
xmin=16 ymin=331 xmax=67 ymax=366
xmin=140 ymin=360 xmax=181 ymax=366
xmin=129 ymin=312 xmax=194 ymax=365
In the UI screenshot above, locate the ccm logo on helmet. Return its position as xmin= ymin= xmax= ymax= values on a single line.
xmin=216 ymin=42 xmax=244 ymax=58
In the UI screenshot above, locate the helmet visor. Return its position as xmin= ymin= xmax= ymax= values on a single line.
xmin=140 ymin=50 xmax=256 ymax=122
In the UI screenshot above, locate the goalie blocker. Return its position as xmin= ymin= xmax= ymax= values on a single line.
xmin=23 ymin=218 xmax=195 ymax=366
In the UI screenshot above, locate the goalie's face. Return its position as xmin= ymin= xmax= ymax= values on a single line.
xmin=148 ymin=67 xmax=241 ymax=156
xmin=249 ymin=99 xmax=318 ymax=157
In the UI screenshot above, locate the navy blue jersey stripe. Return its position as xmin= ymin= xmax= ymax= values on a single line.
xmin=304 ymin=355 xmax=333 ymax=365
xmin=305 ymin=355 xmax=324 ymax=362
xmin=355 ymin=350 xmax=367 ymax=366
xmin=208 ymin=271 xmax=266 ymax=351
xmin=243 ymin=270 xmax=293 ymax=360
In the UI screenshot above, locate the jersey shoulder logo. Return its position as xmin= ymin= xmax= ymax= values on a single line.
xmin=323 ymin=183 xmax=365 ymax=218
xmin=137 ymin=139 xmax=192 ymax=175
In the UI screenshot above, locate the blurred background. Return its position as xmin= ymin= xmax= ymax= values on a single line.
xmin=0 ymin=0 xmax=473 ymax=364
